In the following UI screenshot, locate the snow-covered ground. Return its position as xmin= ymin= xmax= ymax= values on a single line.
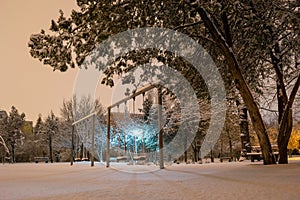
xmin=1 ymin=160 xmax=300 ymax=200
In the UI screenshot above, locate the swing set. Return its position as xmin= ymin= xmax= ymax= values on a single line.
xmin=70 ymin=83 xmax=165 ymax=169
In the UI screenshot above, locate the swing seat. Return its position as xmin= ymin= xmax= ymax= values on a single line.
xmin=117 ymin=156 xmax=127 ymax=162
xmin=133 ymin=156 xmax=146 ymax=161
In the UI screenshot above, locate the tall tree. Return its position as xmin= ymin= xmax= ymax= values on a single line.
xmin=43 ymin=111 xmax=59 ymax=163
xmin=196 ymin=5 xmax=276 ymax=164
xmin=253 ymin=1 xmax=300 ymax=164
xmin=60 ymin=96 xmax=106 ymax=161
xmin=33 ymin=114 xmax=49 ymax=157
xmin=0 ymin=135 xmax=10 ymax=162
xmin=34 ymin=114 xmax=44 ymax=139
xmin=0 ymin=106 xmax=25 ymax=163
xmin=60 ymin=99 xmax=74 ymax=122
xmin=28 ymin=0 xmax=300 ymax=164
xmin=216 ymin=0 xmax=300 ymax=164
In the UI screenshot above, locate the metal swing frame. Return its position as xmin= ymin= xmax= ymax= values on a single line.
xmin=70 ymin=83 xmax=164 ymax=169
xmin=106 ymin=83 xmax=164 ymax=169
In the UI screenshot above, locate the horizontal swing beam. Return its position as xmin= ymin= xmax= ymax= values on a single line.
xmin=108 ymin=83 xmax=160 ymax=110
xmin=72 ymin=112 xmax=97 ymax=126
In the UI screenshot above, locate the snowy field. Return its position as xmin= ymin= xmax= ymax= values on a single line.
xmin=1 ymin=160 xmax=300 ymax=200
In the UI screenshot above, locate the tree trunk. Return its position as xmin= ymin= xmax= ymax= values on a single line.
xmin=191 ymin=143 xmax=200 ymax=162
xmin=197 ymin=7 xmax=276 ymax=164
xmin=270 ymin=43 xmax=289 ymax=164
xmin=11 ymin=143 xmax=15 ymax=163
xmin=184 ymin=135 xmax=188 ymax=163
xmin=278 ymin=141 xmax=288 ymax=164
xmin=220 ymin=133 xmax=223 ymax=159
xmin=269 ymin=43 xmax=300 ymax=164
xmin=49 ymin=134 xmax=53 ymax=163
xmin=277 ymin=108 xmax=293 ymax=164
xmin=227 ymin=131 xmax=233 ymax=160
xmin=80 ymin=143 xmax=83 ymax=160
xmin=278 ymin=107 xmax=294 ymax=164
xmin=194 ymin=150 xmax=197 ymax=162
xmin=277 ymin=75 xmax=300 ymax=164
xmin=184 ymin=150 xmax=188 ymax=163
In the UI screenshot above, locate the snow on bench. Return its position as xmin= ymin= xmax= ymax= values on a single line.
xmin=116 ymin=156 xmax=146 ymax=162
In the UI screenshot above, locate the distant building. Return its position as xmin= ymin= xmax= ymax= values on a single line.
xmin=21 ymin=121 xmax=34 ymax=139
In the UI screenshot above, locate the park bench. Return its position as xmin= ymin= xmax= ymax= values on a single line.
xmin=74 ymin=157 xmax=89 ymax=162
xmin=247 ymin=145 xmax=279 ymax=162
xmin=246 ymin=152 xmax=262 ymax=162
xmin=81 ymin=157 xmax=89 ymax=161
xmin=133 ymin=156 xmax=146 ymax=161
xmin=220 ymin=157 xmax=232 ymax=162
xmin=246 ymin=146 xmax=263 ymax=162
xmin=246 ymin=152 xmax=279 ymax=162
xmin=34 ymin=157 xmax=49 ymax=163
xmin=116 ymin=156 xmax=146 ymax=162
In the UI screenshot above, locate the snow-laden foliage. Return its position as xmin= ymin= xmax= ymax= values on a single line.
xmin=28 ymin=0 xmax=300 ymax=164
xmin=0 ymin=106 xmax=25 ymax=163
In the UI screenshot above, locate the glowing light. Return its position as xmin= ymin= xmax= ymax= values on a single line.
xmin=131 ymin=128 xmax=142 ymax=137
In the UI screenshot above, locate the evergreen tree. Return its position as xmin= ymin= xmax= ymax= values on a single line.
xmin=34 ymin=114 xmax=44 ymax=139
xmin=43 ymin=111 xmax=59 ymax=163
xmin=0 ymin=106 xmax=25 ymax=163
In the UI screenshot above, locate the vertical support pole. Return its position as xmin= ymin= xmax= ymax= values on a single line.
xmin=158 ymin=87 xmax=164 ymax=169
xmin=91 ymin=114 xmax=95 ymax=167
xmin=133 ymin=97 xmax=136 ymax=114
xmin=49 ymin=132 xmax=53 ymax=163
xmin=124 ymin=131 xmax=127 ymax=152
xmin=71 ymin=125 xmax=74 ymax=166
xmin=142 ymin=93 xmax=145 ymax=154
xmin=106 ymin=108 xmax=111 ymax=168
xmin=124 ymin=102 xmax=127 ymax=154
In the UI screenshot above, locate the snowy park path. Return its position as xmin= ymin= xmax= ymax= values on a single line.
xmin=1 ymin=161 xmax=300 ymax=200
